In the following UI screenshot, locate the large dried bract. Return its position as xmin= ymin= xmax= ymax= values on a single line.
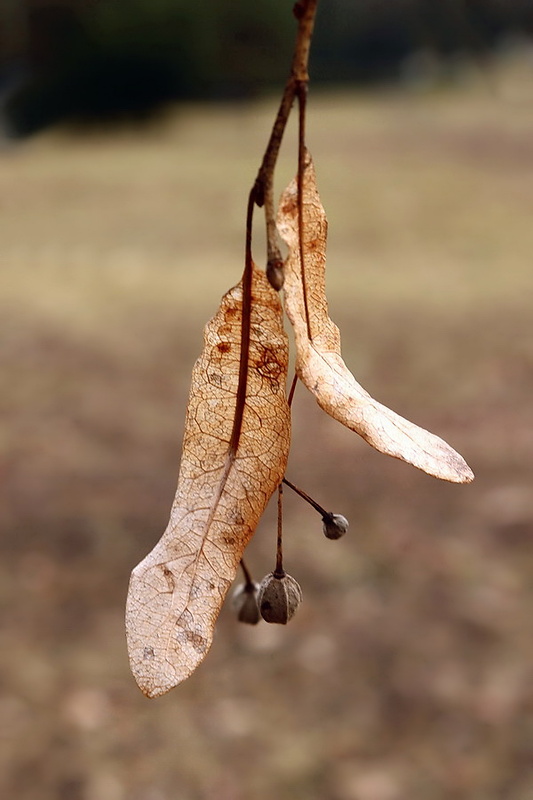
xmin=278 ymin=151 xmax=473 ymax=484
xmin=126 ymin=265 xmax=290 ymax=697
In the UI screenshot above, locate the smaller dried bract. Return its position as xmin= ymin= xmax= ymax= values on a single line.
xmin=278 ymin=151 xmax=474 ymax=485
xmin=258 ymin=571 xmax=303 ymax=624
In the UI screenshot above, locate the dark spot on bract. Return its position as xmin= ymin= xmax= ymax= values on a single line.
xmin=217 ymin=342 xmax=231 ymax=353
xmin=186 ymin=631 xmax=207 ymax=653
xmin=161 ymin=566 xmax=175 ymax=592
xmin=255 ymin=345 xmax=283 ymax=389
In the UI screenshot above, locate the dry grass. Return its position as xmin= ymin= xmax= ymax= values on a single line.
xmin=1 ymin=59 xmax=533 ymax=800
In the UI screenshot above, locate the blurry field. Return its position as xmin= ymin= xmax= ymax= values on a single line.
xmin=1 ymin=61 xmax=533 ymax=800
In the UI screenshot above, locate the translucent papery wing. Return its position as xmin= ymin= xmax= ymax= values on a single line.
xmin=278 ymin=151 xmax=473 ymax=484
xmin=126 ymin=265 xmax=291 ymax=697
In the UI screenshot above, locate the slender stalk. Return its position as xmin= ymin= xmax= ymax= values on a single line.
xmin=254 ymin=78 xmax=296 ymax=274
xmin=228 ymin=189 xmax=255 ymax=457
xmin=287 ymin=372 xmax=298 ymax=407
xmin=274 ymin=483 xmax=285 ymax=577
xmin=296 ymin=81 xmax=312 ymax=339
xmin=283 ymin=476 xmax=329 ymax=518
xmin=253 ymin=0 xmax=319 ymax=275
xmin=292 ymin=0 xmax=318 ymax=81
xmin=239 ymin=559 xmax=255 ymax=590
xmin=229 ymin=0 xmax=319 ymax=459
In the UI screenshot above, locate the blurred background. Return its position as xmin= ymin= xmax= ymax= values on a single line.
xmin=1 ymin=2 xmax=533 ymax=799
xmin=2 ymin=0 xmax=533 ymax=135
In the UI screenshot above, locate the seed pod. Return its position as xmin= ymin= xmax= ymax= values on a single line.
xmin=257 ymin=571 xmax=302 ymax=624
xmin=322 ymin=513 xmax=349 ymax=540
xmin=231 ymin=582 xmax=260 ymax=625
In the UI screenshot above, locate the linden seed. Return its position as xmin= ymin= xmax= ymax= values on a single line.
xmin=231 ymin=582 xmax=260 ymax=625
xmin=257 ymin=571 xmax=302 ymax=624
xmin=322 ymin=513 xmax=349 ymax=540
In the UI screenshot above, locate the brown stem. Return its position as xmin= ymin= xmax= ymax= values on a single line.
xmin=274 ymin=483 xmax=285 ymax=577
xmin=228 ymin=189 xmax=255 ymax=457
xmin=287 ymin=372 xmax=298 ymax=407
xmin=297 ymin=81 xmax=312 ymax=340
xmin=292 ymin=0 xmax=318 ymax=81
xmin=240 ymin=559 xmax=255 ymax=590
xmin=231 ymin=0 xmax=318 ymax=457
xmin=283 ymin=476 xmax=329 ymax=518
xmin=253 ymin=0 xmax=318 ymax=274
xmin=255 ymin=80 xmax=296 ymax=258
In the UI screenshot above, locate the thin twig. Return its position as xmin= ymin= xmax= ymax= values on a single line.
xmin=231 ymin=1 xmax=318 ymax=459
xmin=228 ymin=188 xmax=255 ymax=457
xmin=274 ymin=482 xmax=285 ymax=577
xmin=283 ymin=476 xmax=329 ymax=518
xmin=287 ymin=373 xmax=298 ymax=407
xmin=253 ymin=0 xmax=318 ymax=274
xmin=239 ymin=559 xmax=255 ymax=590
xmin=297 ymin=81 xmax=312 ymax=339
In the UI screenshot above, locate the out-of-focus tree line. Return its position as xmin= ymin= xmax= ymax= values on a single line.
xmin=1 ymin=0 xmax=532 ymax=136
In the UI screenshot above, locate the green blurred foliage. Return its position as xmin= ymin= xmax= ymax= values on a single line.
xmin=88 ymin=0 xmax=295 ymax=93
xmin=3 ymin=0 xmax=295 ymax=135
xmin=1 ymin=1 xmax=533 ymax=131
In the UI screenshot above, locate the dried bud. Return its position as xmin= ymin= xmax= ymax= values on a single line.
xmin=231 ymin=583 xmax=260 ymax=625
xmin=257 ymin=571 xmax=302 ymax=624
xmin=266 ymin=259 xmax=285 ymax=291
xmin=322 ymin=513 xmax=349 ymax=540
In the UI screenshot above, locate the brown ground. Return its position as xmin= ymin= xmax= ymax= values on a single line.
xmin=1 ymin=59 xmax=533 ymax=800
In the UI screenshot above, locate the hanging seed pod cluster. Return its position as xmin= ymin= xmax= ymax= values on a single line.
xmin=125 ymin=0 xmax=473 ymax=698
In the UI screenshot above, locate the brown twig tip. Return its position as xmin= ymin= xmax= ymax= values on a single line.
xmin=252 ymin=178 xmax=265 ymax=208
xmin=251 ymin=0 xmax=318 ymax=279
xmin=293 ymin=1 xmax=306 ymax=20
xmin=267 ymin=259 xmax=285 ymax=291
